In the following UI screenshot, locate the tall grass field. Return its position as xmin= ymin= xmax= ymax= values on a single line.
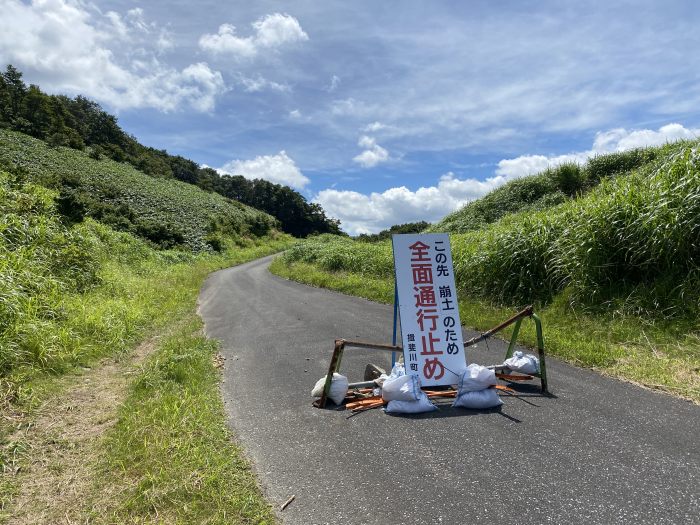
xmin=272 ymin=140 xmax=700 ymax=402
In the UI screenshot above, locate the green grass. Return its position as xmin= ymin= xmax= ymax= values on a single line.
xmin=270 ymin=258 xmax=394 ymax=303
xmin=1 ymin=234 xmax=289 ymax=522
xmin=4 ymin=227 xmax=293 ymax=401
xmin=86 ymin=316 xmax=276 ymax=524
xmin=0 ymin=129 xmax=277 ymax=251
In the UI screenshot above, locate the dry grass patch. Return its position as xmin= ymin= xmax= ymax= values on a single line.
xmin=1 ymin=335 xmax=160 ymax=525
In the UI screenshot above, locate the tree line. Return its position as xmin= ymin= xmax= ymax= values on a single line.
xmin=355 ymin=221 xmax=430 ymax=242
xmin=0 ymin=65 xmax=341 ymax=237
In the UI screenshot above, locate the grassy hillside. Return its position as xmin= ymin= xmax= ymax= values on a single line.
xmin=272 ymin=139 xmax=700 ymax=401
xmin=0 ymin=129 xmax=277 ymax=251
xmin=0 ymin=167 xmax=288 ymax=384
xmin=1 ymin=167 xmax=290 ymax=521
xmin=430 ymin=145 xmax=668 ymax=233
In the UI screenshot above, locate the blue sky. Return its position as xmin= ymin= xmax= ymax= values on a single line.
xmin=1 ymin=0 xmax=700 ymax=234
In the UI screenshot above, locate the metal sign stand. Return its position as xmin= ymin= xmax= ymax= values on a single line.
xmin=314 ymin=305 xmax=549 ymax=409
xmin=391 ymin=283 xmax=399 ymax=367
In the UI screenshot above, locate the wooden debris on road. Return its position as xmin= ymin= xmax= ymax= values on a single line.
xmin=280 ymin=494 xmax=295 ymax=511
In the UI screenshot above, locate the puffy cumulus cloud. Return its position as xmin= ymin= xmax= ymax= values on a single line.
xmin=353 ymin=135 xmax=389 ymax=168
xmin=178 ymin=63 xmax=226 ymax=112
xmin=592 ymin=123 xmax=700 ymax=151
xmin=318 ymin=122 xmax=700 ymax=235
xmin=220 ymin=151 xmax=310 ymax=189
xmin=198 ymin=24 xmax=256 ymax=57
xmin=198 ymin=13 xmax=308 ymax=58
xmin=315 ymin=173 xmax=504 ymax=235
xmin=496 ymin=152 xmax=589 ymax=178
xmin=496 ymin=123 xmax=700 ymax=178
xmin=254 ymin=13 xmax=308 ymax=47
xmin=0 ymin=0 xmax=224 ymax=112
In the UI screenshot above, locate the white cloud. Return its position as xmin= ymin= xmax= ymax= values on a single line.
xmin=198 ymin=13 xmax=308 ymax=58
xmin=315 ymin=172 xmax=503 ymax=235
xmin=593 ymin=123 xmax=700 ymax=151
xmin=238 ymin=75 xmax=290 ymax=93
xmin=289 ymin=109 xmax=302 ymax=119
xmin=318 ymin=123 xmax=700 ymax=235
xmin=353 ymin=135 xmax=389 ymax=168
xmin=331 ymin=97 xmax=362 ymax=116
xmin=327 ymin=74 xmax=340 ymax=92
xmin=363 ymin=121 xmax=386 ymax=133
xmin=179 ymin=63 xmax=226 ymax=112
xmin=497 ymin=123 xmax=700 ymax=178
xmin=0 ymin=0 xmax=224 ymax=112
xmin=220 ymin=151 xmax=310 ymax=189
xmin=254 ymin=13 xmax=308 ymax=47
xmin=198 ymin=24 xmax=257 ymax=57
xmin=495 ymin=152 xmax=589 ymax=178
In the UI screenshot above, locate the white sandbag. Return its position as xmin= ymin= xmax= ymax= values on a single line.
xmin=385 ymin=392 xmax=437 ymax=414
xmin=311 ymin=373 xmax=349 ymax=405
xmin=382 ymin=373 xmax=420 ymax=402
xmin=457 ymin=363 xmax=496 ymax=394
xmin=503 ymin=351 xmax=539 ymax=374
xmin=452 ymin=388 xmax=503 ymax=409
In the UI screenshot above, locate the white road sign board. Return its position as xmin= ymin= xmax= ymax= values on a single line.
xmin=392 ymin=233 xmax=467 ymax=386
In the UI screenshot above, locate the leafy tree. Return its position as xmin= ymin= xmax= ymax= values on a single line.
xmin=1 ymin=65 xmax=26 ymax=122
xmin=22 ymin=85 xmax=53 ymax=138
xmin=169 ymin=155 xmax=199 ymax=185
xmin=357 ymin=221 xmax=430 ymax=242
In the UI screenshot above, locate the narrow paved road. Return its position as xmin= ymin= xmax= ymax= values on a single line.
xmin=198 ymin=256 xmax=699 ymax=525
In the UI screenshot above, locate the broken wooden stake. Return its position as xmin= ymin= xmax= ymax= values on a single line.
xmin=280 ymin=494 xmax=295 ymax=511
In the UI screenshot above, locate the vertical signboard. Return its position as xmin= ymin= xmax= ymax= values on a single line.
xmin=392 ymin=233 xmax=467 ymax=386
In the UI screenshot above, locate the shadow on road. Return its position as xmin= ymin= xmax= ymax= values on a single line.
xmin=384 ymin=404 xmax=521 ymax=422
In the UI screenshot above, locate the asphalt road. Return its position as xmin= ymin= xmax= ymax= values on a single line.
xmin=198 ymin=256 xmax=699 ymax=525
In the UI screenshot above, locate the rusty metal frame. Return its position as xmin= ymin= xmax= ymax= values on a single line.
xmin=314 ymin=339 xmax=399 ymax=408
xmin=315 ymin=306 xmax=548 ymax=408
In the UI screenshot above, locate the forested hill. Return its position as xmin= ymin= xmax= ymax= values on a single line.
xmin=0 ymin=65 xmax=341 ymax=237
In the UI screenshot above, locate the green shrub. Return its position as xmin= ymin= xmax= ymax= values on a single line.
xmin=283 ymin=234 xmax=395 ymax=277
xmin=0 ymin=172 xmax=101 ymax=373
xmin=553 ymin=162 xmax=586 ymax=196
xmin=451 ymin=143 xmax=700 ymax=314
xmin=553 ymin=145 xmax=700 ymax=316
xmin=451 ymin=212 xmax=564 ymax=306
xmin=584 ymin=147 xmax=658 ymax=187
